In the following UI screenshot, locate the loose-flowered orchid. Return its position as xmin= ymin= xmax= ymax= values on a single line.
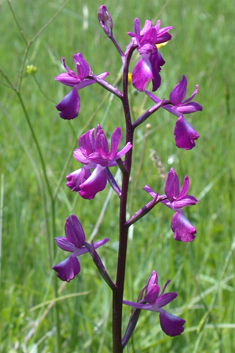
xmin=123 ymin=271 xmax=185 ymax=336
xmin=53 ymin=215 xmax=109 ymax=282
xmin=55 ymin=53 xmax=108 ymax=120
xmin=145 ymin=75 xmax=202 ymax=149
xmin=66 ymin=124 xmax=132 ymax=199
xmin=127 ymin=18 xmax=173 ymax=92
xmin=144 ymin=168 xmax=198 ymax=242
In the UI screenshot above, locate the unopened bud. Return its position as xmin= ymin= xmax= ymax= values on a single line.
xmin=97 ymin=5 xmax=113 ymax=37
xmin=26 ymin=65 xmax=37 ymax=74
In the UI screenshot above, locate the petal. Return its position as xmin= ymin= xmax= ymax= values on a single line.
xmin=114 ymin=142 xmax=132 ymax=161
xmin=132 ymin=59 xmax=153 ymax=92
xmin=170 ymin=75 xmax=187 ymax=106
xmin=134 ymin=18 xmax=141 ymax=45
xmin=171 ymin=211 xmax=196 ymax=242
xmin=183 ymin=84 xmax=199 ymax=104
xmin=73 ymin=53 xmax=90 ymax=79
xmin=146 ymin=271 xmax=158 ymax=293
xmin=53 ymin=255 xmax=80 ymax=282
xmin=144 ymin=284 xmax=160 ymax=304
xmin=65 ymin=215 xmax=85 ymax=247
xmin=143 ymin=185 xmax=158 ymax=198
xmin=141 ymin=27 xmax=158 ymax=45
xmin=173 ymin=195 xmax=198 ymax=208
xmin=66 ymin=167 xmax=91 ymax=192
xmin=79 ymin=128 xmax=96 ymax=156
xmin=164 ymin=168 xmax=180 ymax=201
xmin=177 ymin=102 xmax=203 ymax=114
xmin=56 ymin=87 xmax=80 ymax=120
xmin=159 ymin=310 xmax=185 ymax=336
xmin=54 ymin=237 xmax=76 ymax=252
xmin=79 ymin=165 xmax=107 ymax=200
xmin=178 ymin=175 xmax=189 ymax=199
xmin=145 ymin=90 xmax=161 ymax=104
xmin=109 ymin=127 xmax=121 ymax=160
xmin=55 ymin=72 xmax=80 ymax=87
xmin=155 ymin=292 xmax=177 ymax=307
xmin=140 ymin=19 xmax=153 ymax=36
xmin=95 ymin=129 xmax=109 ymax=158
xmin=174 ymin=116 xmax=199 ymax=150
xmin=93 ymin=237 xmax=109 ymax=249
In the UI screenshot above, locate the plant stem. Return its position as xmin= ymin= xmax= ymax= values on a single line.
xmin=112 ymin=44 xmax=135 ymax=353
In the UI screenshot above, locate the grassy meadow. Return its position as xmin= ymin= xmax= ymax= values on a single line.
xmin=0 ymin=0 xmax=235 ymax=352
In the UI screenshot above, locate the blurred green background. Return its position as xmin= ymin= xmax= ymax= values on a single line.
xmin=0 ymin=0 xmax=235 ymax=352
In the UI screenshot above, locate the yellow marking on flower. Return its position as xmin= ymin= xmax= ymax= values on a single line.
xmin=156 ymin=41 xmax=168 ymax=49
xmin=26 ymin=65 xmax=37 ymax=74
xmin=128 ymin=72 xmax=132 ymax=84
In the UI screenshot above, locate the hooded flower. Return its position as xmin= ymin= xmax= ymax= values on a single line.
xmin=55 ymin=53 xmax=108 ymax=119
xmin=53 ymin=215 xmax=109 ymax=282
xmin=144 ymin=168 xmax=198 ymax=242
xmin=123 ymin=271 xmax=185 ymax=336
xmin=127 ymin=18 xmax=173 ymax=92
xmin=145 ymin=75 xmax=202 ymax=149
xmin=66 ymin=124 xmax=132 ymax=199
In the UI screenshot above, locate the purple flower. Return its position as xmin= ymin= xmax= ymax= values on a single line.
xmin=53 ymin=215 xmax=109 ymax=282
xmin=66 ymin=124 xmax=132 ymax=199
xmin=145 ymin=75 xmax=202 ymax=149
xmin=127 ymin=18 xmax=173 ymax=92
xmin=123 ymin=271 xmax=185 ymax=336
xmin=144 ymin=168 xmax=198 ymax=242
xmin=55 ymin=53 xmax=108 ymax=120
xmin=97 ymin=5 xmax=113 ymax=36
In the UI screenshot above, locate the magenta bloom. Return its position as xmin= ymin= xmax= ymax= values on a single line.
xmin=123 ymin=271 xmax=185 ymax=336
xmin=55 ymin=53 xmax=108 ymax=119
xmin=144 ymin=168 xmax=198 ymax=242
xmin=145 ymin=75 xmax=202 ymax=149
xmin=127 ymin=18 xmax=173 ymax=92
xmin=53 ymin=215 xmax=109 ymax=282
xmin=66 ymin=124 xmax=132 ymax=199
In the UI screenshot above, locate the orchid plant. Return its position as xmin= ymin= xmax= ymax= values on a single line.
xmin=53 ymin=5 xmax=202 ymax=352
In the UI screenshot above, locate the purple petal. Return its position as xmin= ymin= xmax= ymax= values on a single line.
xmin=79 ymin=165 xmax=107 ymax=200
xmin=146 ymin=271 xmax=158 ymax=293
xmin=114 ymin=142 xmax=132 ymax=161
xmin=183 ymin=84 xmax=199 ymax=104
xmin=159 ymin=310 xmax=185 ymax=336
xmin=53 ymin=255 xmax=80 ymax=282
xmin=143 ymin=185 xmax=158 ymax=198
xmin=54 ymin=237 xmax=76 ymax=252
xmin=141 ymin=27 xmax=158 ymax=45
xmin=171 ymin=211 xmax=196 ymax=242
xmin=65 ymin=215 xmax=85 ymax=248
xmin=79 ymin=128 xmax=96 ymax=157
xmin=145 ymin=90 xmax=161 ymax=104
xmin=178 ymin=175 xmax=189 ymax=199
xmin=155 ymin=292 xmax=177 ymax=308
xmin=93 ymin=237 xmax=109 ymax=249
xmin=173 ymin=195 xmax=198 ymax=208
xmin=73 ymin=53 xmax=90 ymax=79
xmin=132 ymin=58 xmax=153 ymax=92
xmin=66 ymin=167 xmax=91 ymax=192
xmin=174 ymin=116 xmax=199 ymax=150
xmin=176 ymin=102 xmax=203 ymax=114
xmin=56 ymin=87 xmax=80 ymax=120
xmin=140 ymin=19 xmax=153 ymax=36
xmin=170 ymin=75 xmax=187 ymax=106
xmin=95 ymin=129 xmax=109 ymax=158
xmin=134 ymin=18 xmax=141 ymax=44
xmin=55 ymin=72 xmax=80 ymax=87
xmin=144 ymin=284 xmax=160 ymax=304
xmin=164 ymin=168 xmax=180 ymax=201
xmin=109 ymin=127 xmax=121 ymax=160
